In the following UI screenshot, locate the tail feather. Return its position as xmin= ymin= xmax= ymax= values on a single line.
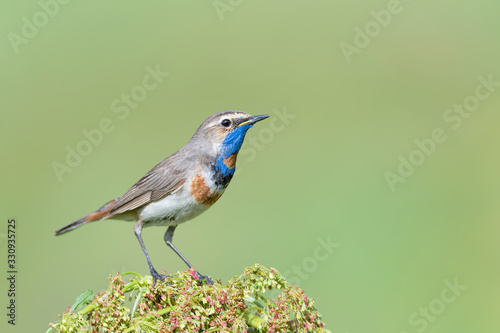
xmin=55 ymin=200 xmax=116 ymax=236
xmin=54 ymin=216 xmax=90 ymax=235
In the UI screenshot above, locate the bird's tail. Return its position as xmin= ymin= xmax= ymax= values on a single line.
xmin=55 ymin=200 xmax=116 ymax=236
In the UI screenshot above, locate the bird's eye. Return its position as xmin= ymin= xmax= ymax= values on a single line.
xmin=221 ymin=119 xmax=231 ymax=128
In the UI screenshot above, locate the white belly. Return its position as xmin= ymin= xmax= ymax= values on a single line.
xmin=138 ymin=188 xmax=211 ymax=227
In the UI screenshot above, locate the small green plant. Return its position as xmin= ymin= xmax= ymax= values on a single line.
xmin=48 ymin=264 xmax=328 ymax=332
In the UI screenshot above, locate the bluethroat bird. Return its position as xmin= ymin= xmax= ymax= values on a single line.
xmin=55 ymin=111 xmax=269 ymax=285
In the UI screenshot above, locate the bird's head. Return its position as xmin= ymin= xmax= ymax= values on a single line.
xmin=191 ymin=110 xmax=269 ymax=177
xmin=193 ymin=111 xmax=269 ymax=154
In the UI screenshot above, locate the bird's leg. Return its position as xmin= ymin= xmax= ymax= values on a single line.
xmin=134 ymin=220 xmax=166 ymax=285
xmin=164 ymin=226 xmax=213 ymax=285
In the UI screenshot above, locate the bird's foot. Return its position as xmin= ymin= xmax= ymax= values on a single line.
xmin=150 ymin=268 xmax=169 ymax=286
xmin=194 ymin=270 xmax=213 ymax=285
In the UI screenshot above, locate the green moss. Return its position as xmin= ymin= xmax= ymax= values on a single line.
xmin=48 ymin=264 xmax=328 ymax=332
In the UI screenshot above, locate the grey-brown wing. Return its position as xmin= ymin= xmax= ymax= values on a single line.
xmin=108 ymin=152 xmax=189 ymax=217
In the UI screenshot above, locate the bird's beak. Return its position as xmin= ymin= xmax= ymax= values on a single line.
xmin=239 ymin=114 xmax=270 ymax=127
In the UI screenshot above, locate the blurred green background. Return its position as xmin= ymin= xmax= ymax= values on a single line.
xmin=1 ymin=0 xmax=499 ymax=332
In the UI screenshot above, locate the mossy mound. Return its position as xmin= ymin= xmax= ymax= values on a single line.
xmin=48 ymin=264 xmax=328 ymax=332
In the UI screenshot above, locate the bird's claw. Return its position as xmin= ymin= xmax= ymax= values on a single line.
xmin=151 ymin=268 xmax=212 ymax=285
xmin=150 ymin=268 xmax=169 ymax=286
xmin=194 ymin=270 xmax=213 ymax=285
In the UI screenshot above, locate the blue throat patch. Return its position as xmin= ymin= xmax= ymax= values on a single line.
xmin=213 ymin=124 xmax=252 ymax=184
